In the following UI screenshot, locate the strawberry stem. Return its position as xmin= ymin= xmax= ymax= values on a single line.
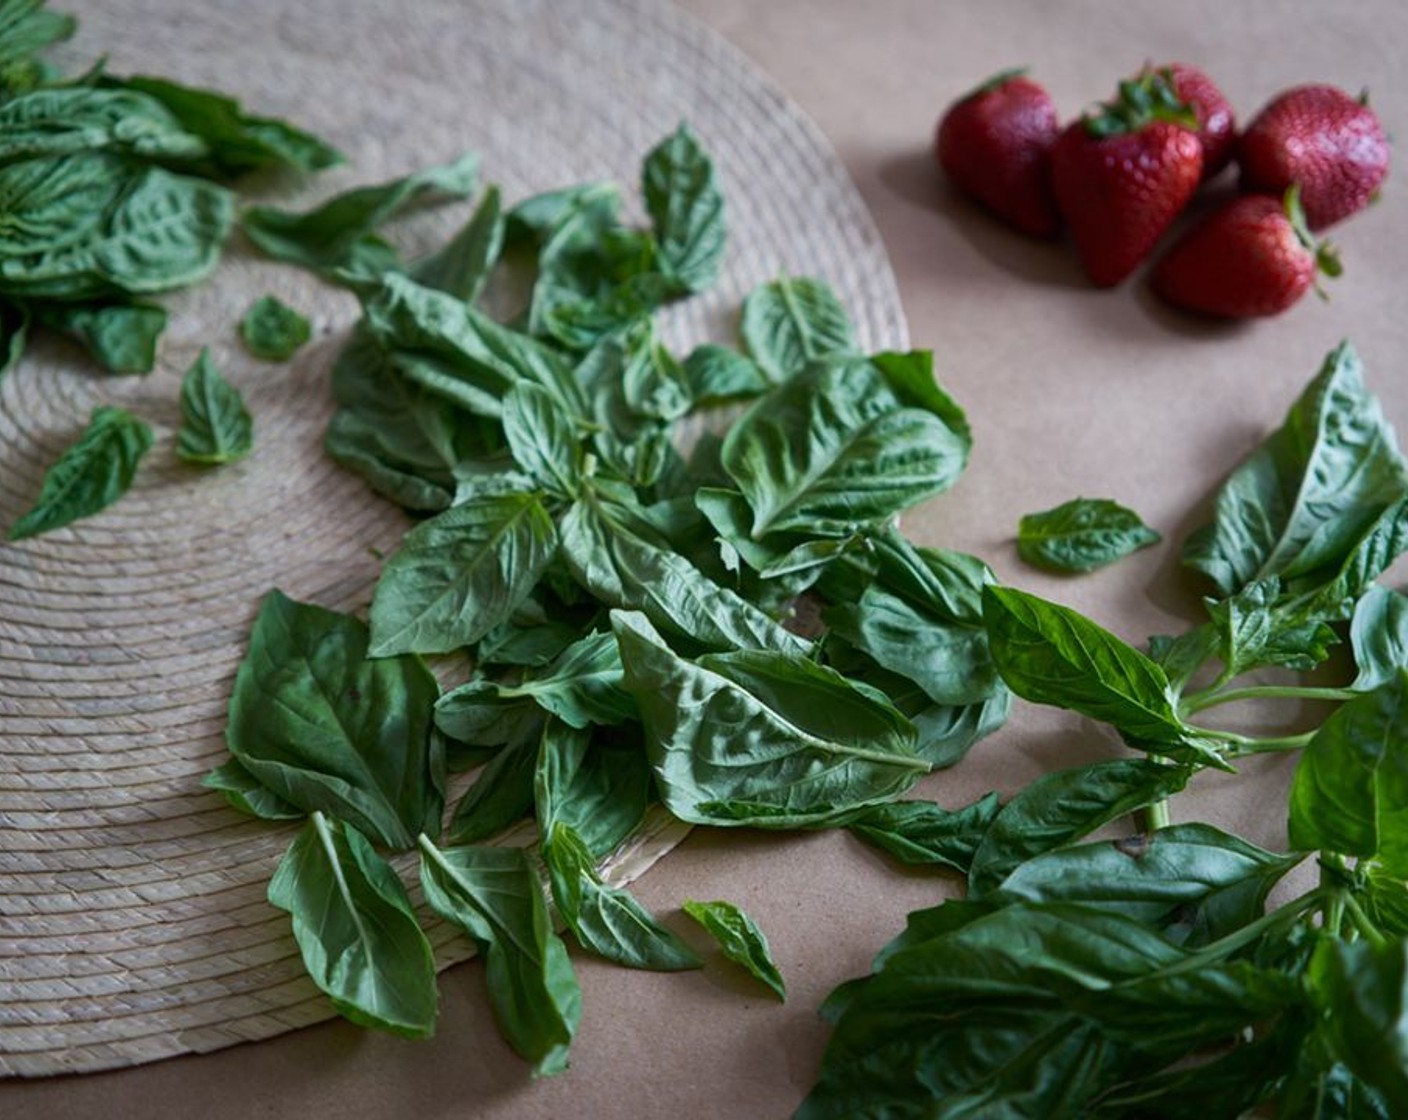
xmin=1284 ymin=185 xmax=1343 ymax=296
xmin=967 ymin=66 xmax=1030 ymax=98
xmin=1082 ymin=70 xmax=1199 ymax=137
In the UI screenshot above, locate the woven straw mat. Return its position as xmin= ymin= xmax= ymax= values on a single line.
xmin=0 ymin=0 xmax=909 ymax=1077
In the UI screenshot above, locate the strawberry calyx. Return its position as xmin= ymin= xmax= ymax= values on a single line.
xmin=1284 ymin=185 xmax=1343 ymax=296
xmin=965 ymin=66 xmax=1031 ymax=99
xmin=1082 ymin=69 xmax=1199 ymax=138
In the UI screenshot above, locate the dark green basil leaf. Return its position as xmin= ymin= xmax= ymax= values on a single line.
xmin=641 ymin=123 xmax=725 ymax=293
xmin=407 ymin=184 xmax=503 ymax=301
xmin=242 ymin=153 xmax=478 ymax=280
xmin=10 ymin=405 xmax=152 ymax=539
xmin=739 ymin=275 xmax=855 ymax=383
xmin=846 ymin=792 xmax=1000 ymax=871
xmin=225 ymin=588 xmax=443 ymax=850
xmin=683 ymin=343 xmax=769 ymax=403
xmin=38 ymin=300 xmax=166 ymax=373
xmin=176 ymin=348 xmax=253 ymax=464
xmin=501 ymin=382 xmax=582 ymax=500
xmin=538 ymin=270 xmax=671 ymax=353
xmin=0 ymin=87 xmax=207 ymax=164
xmin=201 ymin=757 xmax=303 ymax=821
xmin=1206 ymin=576 xmax=1340 ymax=675
xmin=0 ymin=297 xmax=27 ymax=377
xmin=543 ymin=820 xmax=700 ymax=971
xmin=418 ymin=837 xmax=580 ymax=1075
xmin=614 ymin=610 xmax=927 ymax=828
xmin=1017 ymin=497 xmax=1161 ymax=573
xmin=1289 ymin=672 xmax=1408 ymax=875
xmin=368 ymin=489 xmax=557 ymax=657
xmin=510 ymin=631 xmax=637 ymax=730
xmin=1351 ymin=586 xmax=1408 ymax=693
xmin=267 ymin=813 xmax=437 ymax=1038
xmin=535 ymin=718 xmax=650 ymax=857
xmin=682 ymin=898 xmax=785 ymax=1000
xmin=967 ymin=758 xmax=1194 ymax=895
xmin=506 ymin=182 xmax=620 ymax=245
xmin=1362 ymin=869 xmax=1408 ymax=937
xmin=1308 ymin=937 xmax=1408 ymax=1113
xmin=239 ymin=294 xmax=310 ymax=362
xmin=721 ymin=356 xmax=969 ymax=538
xmin=444 ymin=729 xmax=539 ymax=844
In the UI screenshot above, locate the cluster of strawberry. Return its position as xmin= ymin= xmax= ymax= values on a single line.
xmin=935 ymin=65 xmax=1390 ymax=317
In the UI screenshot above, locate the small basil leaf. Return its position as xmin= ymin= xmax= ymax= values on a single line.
xmin=10 ymin=405 xmax=152 ymax=540
xmin=38 ymin=301 xmax=166 ymax=374
xmin=201 ymin=758 xmax=304 ymax=821
xmin=683 ymin=899 xmax=785 ymax=1000
xmin=683 ymin=343 xmax=769 ymax=403
xmin=1207 ymin=576 xmax=1340 ymax=675
xmin=509 ymin=631 xmax=637 ymax=731
xmin=739 ymin=275 xmax=855 ymax=383
xmin=535 ymin=718 xmax=650 ymax=858
xmin=176 ymin=348 xmax=253 ymax=464
xmin=1017 ymin=497 xmax=1161 ymax=573
xmin=267 ymin=813 xmax=437 ymax=1038
xmin=1351 ymin=585 xmax=1408 ymax=693
xmin=845 ymin=792 xmax=1000 ymax=871
xmin=406 ymin=184 xmax=504 ymax=301
xmin=444 ymin=729 xmax=539 ymax=845
xmin=641 ymin=123 xmax=725 ymax=294
xmin=239 ymin=294 xmax=311 ymax=362
xmin=501 ymin=382 xmax=582 ymax=500
xmin=869 ymin=349 xmax=971 ymax=439
xmin=0 ymin=3 xmax=75 ymax=87
xmin=619 ymin=318 xmax=692 ymax=423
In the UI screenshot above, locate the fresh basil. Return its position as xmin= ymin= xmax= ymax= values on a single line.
xmin=0 ymin=297 xmax=28 ymax=377
xmin=683 ymin=343 xmax=770 ymax=402
xmin=443 ymin=729 xmax=539 ymax=845
xmin=535 ymin=718 xmax=650 ymax=858
xmin=176 ymin=348 xmax=253 ymax=464
xmin=682 ymin=899 xmax=785 ymax=1000
xmin=739 ymin=275 xmax=855 ymax=383
xmin=1308 ymin=938 xmax=1408 ymax=1112
xmin=407 ymin=184 xmax=503 ymax=301
xmin=641 ymin=123 xmax=725 ymax=294
xmin=201 ymin=757 xmax=303 ymax=821
xmin=38 ymin=300 xmax=166 ymax=374
xmin=1017 ymin=496 xmax=1161 ymax=573
xmin=240 ymin=294 xmax=311 ymax=362
xmin=1351 ymin=586 xmax=1408 ymax=692
xmin=0 ymin=87 xmax=206 ymax=164
xmin=501 ymin=382 xmax=582 ymax=500
xmin=845 ymin=793 xmax=1000 ymax=871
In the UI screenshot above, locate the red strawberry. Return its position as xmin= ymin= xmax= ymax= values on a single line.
xmin=936 ymin=68 xmax=1061 ymax=238
xmin=1051 ymin=72 xmax=1204 ymax=286
xmin=1152 ymin=186 xmax=1341 ymax=317
xmin=1157 ymin=62 xmax=1237 ymax=178
xmin=1239 ymin=84 xmax=1390 ymax=229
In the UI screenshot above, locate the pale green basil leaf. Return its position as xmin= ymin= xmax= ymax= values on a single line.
xmin=501 ymin=382 xmax=582 ymax=500
xmin=407 ymin=184 xmax=503 ymax=301
xmin=1289 ymin=672 xmax=1408 ymax=875
xmin=39 ymin=300 xmax=166 ymax=374
xmin=100 ymin=74 xmax=343 ymax=174
xmin=535 ymin=718 xmax=650 ymax=857
xmin=869 ymin=349 xmax=972 ymax=439
xmin=846 ymin=792 xmax=1001 ymax=871
xmin=10 ymin=405 xmax=152 ymax=540
xmin=1184 ymin=342 xmax=1408 ymax=597
xmin=1351 ymin=586 xmax=1408 ymax=692
xmin=614 ymin=610 xmax=926 ymax=828
xmin=0 ymin=87 xmax=207 ymax=163
xmin=0 ymin=153 xmax=121 ymax=257
xmin=1207 ymin=576 xmax=1339 ymax=675
xmin=739 ymin=275 xmax=855 ymax=383
xmin=559 ymin=496 xmax=807 ymax=656
xmin=506 ymin=182 xmax=620 ymax=244
xmin=721 ymin=357 xmax=969 ymax=538
xmin=642 ymin=122 xmax=725 ymax=293
xmin=543 ymin=820 xmax=700 ymax=971
xmin=0 ymin=1 xmax=75 ymax=76
xmin=225 ymin=589 xmax=443 ymax=850
xmin=683 ymin=343 xmax=769 ymax=403
xmin=201 ymin=757 xmax=304 ymax=821
xmin=240 ymin=294 xmax=310 ymax=362
xmin=1308 ymin=938 xmax=1408 ymax=1113
xmin=683 ymin=898 xmax=784 ymax=1000
xmin=619 ymin=318 xmax=691 ymax=422
xmin=418 ymin=837 xmax=580 ymax=1075
xmin=1018 ymin=497 xmax=1161 ymax=573
xmin=268 ymin=813 xmax=437 ymax=1038
xmin=242 ymin=152 xmax=478 ymax=279
xmin=539 ymin=271 xmax=670 ymax=354
xmin=967 ymin=758 xmax=1194 ymax=896
xmin=368 ymin=490 xmax=557 ymax=657
xmin=510 ymin=631 xmax=637 ymax=731
xmin=444 ymin=730 xmax=539 ymax=844
xmin=177 ymin=348 xmax=252 ymax=464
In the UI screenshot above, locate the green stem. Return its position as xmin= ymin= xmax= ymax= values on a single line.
xmin=1159 ymin=889 xmax=1325 ymax=978
xmin=1144 ymin=798 xmax=1171 ymax=832
xmin=1342 ymin=890 xmax=1388 ymax=948
xmin=1211 ymin=729 xmax=1317 ymax=758
xmin=1180 ymin=683 xmax=1358 ymax=717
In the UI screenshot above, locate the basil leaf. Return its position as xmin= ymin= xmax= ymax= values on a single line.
xmin=240 ymin=294 xmax=310 ymax=362
xmin=225 ymin=589 xmax=443 ymax=850
xmin=501 ymin=382 xmax=582 ymax=500
xmin=1309 ymin=938 xmax=1408 ymax=1113
xmin=100 ymin=74 xmax=343 ymax=174
xmin=1206 ymin=576 xmax=1341 ymax=675
xmin=543 ymin=820 xmax=700 ymax=971
xmin=0 ymin=0 xmax=74 ymax=84
xmin=1184 ymin=342 xmax=1408 ymax=597
xmin=444 ymin=730 xmax=539 ymax=844
xmin=368 ymin=489 xmax=557 ymax=657
xmin=983 ymin=585 xmax=1217 ymax=762
xmin=721 ymin=356 xmax=969 ymax=538
xmin=619 ymin=318 xmax=692 ymax=422
xmin=267 ymin=813 xmax=437 ymax=1038
xmin=0 ymin=297 xmax=27 ymax=377
xmin=507 ymin=182 xmax=620 ymax=245
xmin=0 ymin=87 xmax=207 ymax=164
xmin=967 ymin=758 xmax=1194 ymax=895
xmin=9 ymin=405 xmax=152 ymax=540
xmin=614 ymin=610 xmax=927 ymax=828
xmin=683 ymin=343 xmax=769 ymax=403
xmin=1289 ymin=672 xmax=1408 ymax=875
xmin=242 ymin=153 xmax=478 ymax=280
xmin=509 ymin=631 xmax=637 ymax=731
xmin=869 ymin=350 xmax=972 ymax=438
xmin=1017 ymin=497 xmax=1161 ymax=573
xmin=1351 ymin=585 xmax=1408 ymax=693
xmin=201 ymin=758 xmax=303 ymax=821
xmin=407 ymin=184 xmax=503 ymax=301
xmin=538 ymin=271 xmax=671 ymax=354
xmin=417 ymin=837 xmax=580 ymax=1075
xmin=993 ymin=823 xmax=1302 ymax=946
xmin=0 ymin=153 xmax=120 ymax=259
xmin=641 ymin=123 xmax=725 ymax=294
xmin=38 ymin=300 xmax=166 ymax=373
xmin=1363 ymin=869 xmax=1408 ymax=938
xmin=739 ymin=275 xmax=855 ymax=383
xmin=535 ymin=718 xmax=650 ymax=857
xmin=682 ymin=899 xmax=784 ymax=1000
xmin=845 ymin=792 xmax=1000 ymax=871
xmin=176 ymin=348 xmax=252 ymax=464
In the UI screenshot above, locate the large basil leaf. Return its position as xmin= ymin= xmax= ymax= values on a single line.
xmin=721 ymin=356 xmax=969 ymax=538
xmin=614 ymin=610 xmax=927 ymax=827
xmin=1351 ymin=586 xmax=1408 ymax=692
xmin=1018 ymin=497 xmax=1161 ymax=573
xmin=1289 ymin=672 xmax=1408 ymax=875
xmin=641 ymin=123 xmax=725 ymax=294
xmin=1308 ymin=938 xmax=1408 ymax=1113
xmin=845 ymin=792 xmax=1001 ymax=871
xmin=1184 ymin=342 xmax=1408 ymax=597
xmin=407 ymin=183 xmax=503 ymax=301
xmin=535 ymin=718 xmax=650 ymax=857
xmin=739 ymin=275 xmax=855 ymax=383
xmin=368 ymin=489 xmax=557 ymax=657
xmin=983 ymin=585 xmax=1216 ymax=762
xmin=967 ymin=758 xmax=1194 ymax=896
xmin=9 ymin=405 xmax=152 ymax=540
xmin=417 ymin=837 xmax=580 ymax=1075
xmin=682 ymin=899 xmax=785 ymax=1000
xmin=0 ymin=152 xmax=119 ymax=257
xmin=242 ymin=153 xmax=478 ymax=280
xmin=225 ymin=589 xmax=443 ymax=850
xmin=38 ymin=300 xmax=166 ymax=374
xmin=176 ymin=348 xmax=253 ymax=464
xmin=559 ymin=495 xmax=807 ymax=656
xmin=0 ymin=87 xmax=207 ymax=164
xmin=268 ymin=813 xmax=438 ymax=1038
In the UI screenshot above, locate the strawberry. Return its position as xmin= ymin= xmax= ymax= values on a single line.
xmin=1156 ymin=62 xmax=1237 ymax=178
xmin=1051 ymin=72 xmax=1204 ymax=286
xmin=1152 ymin=186 xmax=1341 ymax=317
xmin=1239 ymin=84 xmax=1390 ymax=229
xmin=936 ymin=68 xmax=1061 ymax=238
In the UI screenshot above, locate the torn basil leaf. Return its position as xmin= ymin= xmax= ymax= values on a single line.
xmin=683 ymin=899 xmax=785 ymax=1000
xmin=177 ymin=348 xmax=253 ymax=464
xmin=1017 ymin=497 xmax=1161 ymax=573
xmin=240 ymin=294 xmax=311 ymax=362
